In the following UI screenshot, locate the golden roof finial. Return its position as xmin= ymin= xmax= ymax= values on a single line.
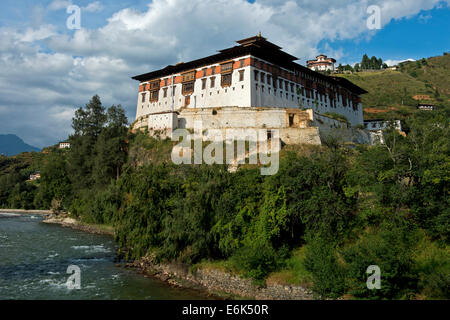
xmin=258 ymin=31 xmax=262 ymax=37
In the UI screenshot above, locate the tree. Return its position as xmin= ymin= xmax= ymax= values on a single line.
xmin=68 ymin=95 xmax=107 ymax=190
xmin=93 ymin=105 xmax=129 ymax=185
xmin=36 ymin=151 xmax=71 ymax=209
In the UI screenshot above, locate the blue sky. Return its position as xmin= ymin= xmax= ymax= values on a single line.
xmin=318 ymin=4 xmax=450 ymax=65
xmin=0 ymin=0 xmax=449 ymax=148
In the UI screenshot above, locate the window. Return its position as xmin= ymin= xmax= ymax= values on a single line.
xmin=279 ymin=79 xmax=283 ymax=88
xmin=262 ymin=85 xmax=265 ymax=93
xmin=172 ymin=86 xmax=176 ymax=95
xmin=182 ymin=81 xmax=195 ymax=95
xmin=210 ymin=77 xmax=215 ymax=88
xmin=239 ymin=70 xmax=244 ymax=82
xmin=141 ymin=92 xmax=146 ymax=103
xmin=202 ymin=78 xmax=207 ymax=90
xmin=182 ymin=71 xmax=195 ymax=82
xmin=150 ymin=90 xmax=158 ymax=102
xmin=239 ymin=59 xmax=244 ymax=68
xmin=163 ymin=87 xmax=168 ymax=98
xmin=211 ymin=67 xmax=216 ymax=75
xmin=202 ymin=68 xmax=207 ymax=77
xmin=254 ymin=70 xmax=259 ymax=81
xmin=285 ymin=81 xmax=289 ymax=91
xmin=267 ymin=75 xmax=272 ymax=86
xmin=221 ymin=73 xmax=232 ymax=87
xmin=286 ymin=93 xmax=288 ymax=99
xmin=260 ymin=73 xmax=265 ymax=83
xmin=164 ymin=79 xmax=168 ymax=86
xmin=221 ymin=62 xmax=233 ymax=73
xmin=149 ymin=80 xmax=160 ymax=90
xmin=291 ymin=83 xmax=294 ymax=92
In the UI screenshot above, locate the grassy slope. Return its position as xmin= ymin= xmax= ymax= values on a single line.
xmin=334 ymin=53 xmax=450 ymax=120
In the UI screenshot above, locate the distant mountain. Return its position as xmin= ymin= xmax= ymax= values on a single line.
xmin=0 ymin=134 xmax=40 ymax=156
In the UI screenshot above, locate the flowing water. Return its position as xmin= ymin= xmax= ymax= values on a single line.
xmin=0 ymin=213 xmax=208 ymax=300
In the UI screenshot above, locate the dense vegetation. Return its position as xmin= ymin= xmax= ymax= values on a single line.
xmin=0 ymin=95 xmax=448 ymax=299
xmin=334 ymin=53 xmax=450 ymax=120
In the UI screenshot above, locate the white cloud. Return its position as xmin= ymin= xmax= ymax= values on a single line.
xmin=0 ymin=0 xmax=448 ymax=147
xmin=47 ymin=0 xmax=72 ymax=11
xmin=83 ymin=1 xmax=104 ymax=13
xmin=418 ymin=13 xmax=433 ymax=23
xmin=384 ymin=58 xmax=416 ymax=66
xmin=20 ymin=25 xmax=57 ymax=42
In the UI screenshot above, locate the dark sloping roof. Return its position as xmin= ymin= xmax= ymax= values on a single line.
xmin=132 ymin=36 xmax=367 ymax=95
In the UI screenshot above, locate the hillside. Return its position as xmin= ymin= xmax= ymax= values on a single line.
xmin=0 ymin=134 xmax=40 ymax=156
xmin=334 ymin=53 xmax=450 ymax=120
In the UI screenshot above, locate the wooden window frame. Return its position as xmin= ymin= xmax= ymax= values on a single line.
xmin=221 ymin=73 xmax=232 ymax=87
xmin=239 ymin=70 xmax=244 ymax=82
xmin=150 ymin=90 xmax=158 ymax=102
xmin=149 ymin=79 xmax=160 ymax=90
xmin=220 ymin=61 xmax=233 ymax=74
xmin=181 ymin=70 xmax=196 ymax=83
xmin=182 ymin=81 xmax=195 ymax=95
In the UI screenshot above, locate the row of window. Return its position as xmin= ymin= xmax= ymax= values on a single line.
xmin=254 ymin=70 xmax=299 ymax=93
xmin=142 ymin=70 xmax=246 ymax=103
xmin=254 ymin=82 xmax=358 ymax=110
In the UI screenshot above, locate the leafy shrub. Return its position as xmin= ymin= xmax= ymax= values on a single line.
xmin=341 ymin=222 xmax=419 ymax=299
xmin=415 ymin=236 xmax=450 ymax=299
xmin=304 ymin=236 xmax=347 ymax=299
xmin=231 ymin=243 xmax=288 ymax=284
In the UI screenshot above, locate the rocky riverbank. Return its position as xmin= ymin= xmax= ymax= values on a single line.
xmin=42 ymin=215 xmax=114 ymax=236
xmin=40 ymin=213 xmax=312 ymax=300
xmin=129 ymin=254 xmax=314 ymax=300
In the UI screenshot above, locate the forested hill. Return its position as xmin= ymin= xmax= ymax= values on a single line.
xmin=334 ymin=53 xmax=450 ymax=120
xmin=0 ymin=134 xmax=40 ymax=156
xmin=1 ymin=95 xmax=449 ymax=300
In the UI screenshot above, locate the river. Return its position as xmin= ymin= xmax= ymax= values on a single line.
xmin=0 ymin=213 xmax=208 ymax=300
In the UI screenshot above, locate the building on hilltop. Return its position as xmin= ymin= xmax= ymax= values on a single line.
xmin=417 ymin=103 xmax=435 ymax=111
xmin=306 ymin=54 xmax=336 ymax=72
xmin=364 ymin=119 xmax=404 ymax=144
xmin=29 ymin=171 xmax=41 ymax=181
xmin=132 ymin=35 xmax=368 ymax=145
xmin=59 ymin=142 xmax=71 ymax=149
